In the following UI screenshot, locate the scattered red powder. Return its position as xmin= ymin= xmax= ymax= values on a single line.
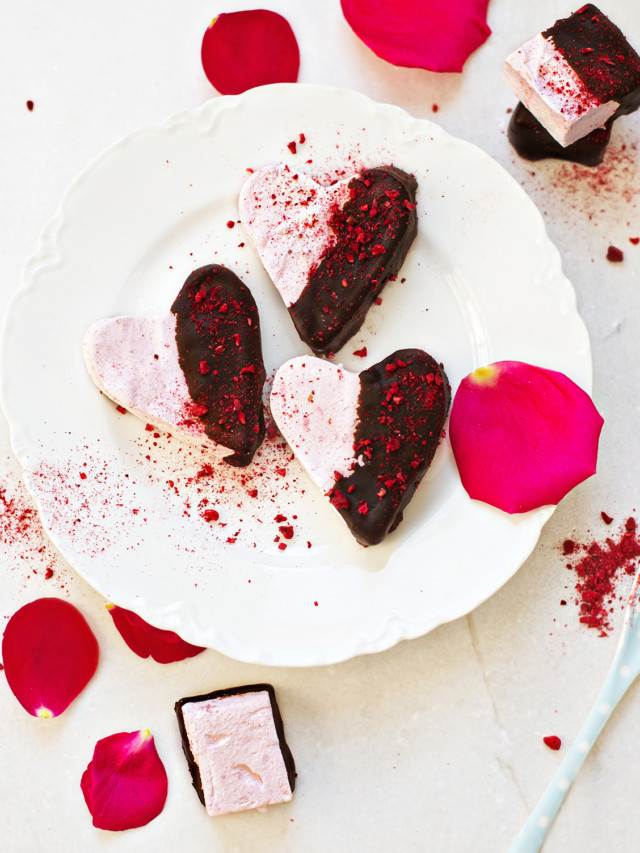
xmin=606 ymin=245 xmax=624 ymax=262
xmin=287 ymin=140 xmax=297 ymax=154
xmin=353 ymin=347 xmax=367 ymax=358
xmin=519 ymin=138 xmax=640 ymax=228
xmin=543 ymin=735 xmax=561 ymax=751
xmin=432 ymin=104 xmax=439 ymax=113
xmin=0 ymin=478 xmax=59 ymax=581
xmin=562 ymin=515 xmax=640 ymax=635
xmin=629 ymin=237 xmax=639 ymax=245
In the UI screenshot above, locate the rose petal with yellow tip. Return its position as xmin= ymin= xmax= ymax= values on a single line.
xmin=81 ymin=730 xmax=168 ymax=831
xmin=1 ymin=597 xmax=98 ymax=718
xmin=107 ymin=604 xmax=205 ymax=663
xmin=449 ymin=361 xmax=603 ymax=513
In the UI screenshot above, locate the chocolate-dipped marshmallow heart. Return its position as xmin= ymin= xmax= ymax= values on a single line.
xmin=83 ymin=265 xmax=266 ymax=467
xmin=270 ymin=349 xmax=450 ymax=545
xmin=240 ymin=164 xmax=418 ymax=357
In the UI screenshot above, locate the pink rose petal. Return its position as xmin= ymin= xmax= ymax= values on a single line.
xmin=340 ymin=0 xmax=491 ymax=73
xmin=2 ymin=597 xmax=99 ymax=718
xmin=449 ymin=361 xmax=604 ymax=514
xmin=201 ymin=10 xmax=300 ymax=95
xmin=107 ymin=604 xmax=205 ymax=663
xmin=81 ymin=730 xmax=168 ymax=831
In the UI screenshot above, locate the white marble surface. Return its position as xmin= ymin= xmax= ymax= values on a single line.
xmin=1 ymin=1 xmax=639 ymax=851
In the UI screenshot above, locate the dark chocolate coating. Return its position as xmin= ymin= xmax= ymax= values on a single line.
xmin=290 ymin=166 xmax=418 ymax=357
xmin=328 ymin=349 xmax=450 ymax=546
xmin=508 ymin=102 xmax=611 ymax=166
xmin=171 ymin=265 xmax=266 ymax=467
xmin=174 ymin=683 xmax=296 ymax=808
xmin=543 ymin=4 xmax=640 ymax=117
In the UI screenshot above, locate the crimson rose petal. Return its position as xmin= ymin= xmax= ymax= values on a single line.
xmin=340 ymin=0 xmax=491 ymax=73
xmin=107 ymin=604 xmax=205 ymax=663
xmin=81 ymin=730 xmax=168 ymax=831
xmin=201 ymin=10 xmax=300 ymax=95
xmin=2 ymin=597 xmax=99 ymax=718
xmin=449 ymin=362 xmax=603 ymax=514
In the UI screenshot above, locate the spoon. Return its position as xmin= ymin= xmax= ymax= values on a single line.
xmin=508 ymin=568 xmax=640 ymax=852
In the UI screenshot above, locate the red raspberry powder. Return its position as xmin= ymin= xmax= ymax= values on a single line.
xmin=562 ymin=516 xmax=640 ymax=635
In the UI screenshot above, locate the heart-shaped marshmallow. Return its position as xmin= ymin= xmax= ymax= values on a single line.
xmin=240 ymin=164 xmax=418 ymax=357
xmin=83 ymin=265 xmax=266 ymax=467
xmin=270 ymin=349 xmax=450 ymax=545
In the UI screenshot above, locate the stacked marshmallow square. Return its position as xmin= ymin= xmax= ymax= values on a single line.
xmin=504 ymin=4 xmax=640 ymax=161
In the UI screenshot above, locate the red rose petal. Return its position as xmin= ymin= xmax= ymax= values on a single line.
xmin=2 ymin=597 xmax=98 ymax=718
xmin=340 ymin=0 xmax=491 ymax=73
xmin=449 ymin=362 xmax=603 ymax=514
xmin=201 ymin=10 xmax=300 ymax=95
xmin=81 ymin=730 xmax=168 ymax=831
xmin=107 ymin=604 xmax=205 ymax=664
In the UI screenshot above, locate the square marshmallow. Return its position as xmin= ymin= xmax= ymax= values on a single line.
xmin=175 ymin=684 xmax=295 ymax=816
xmin=505 ymin=4 xmax=640 ymax=147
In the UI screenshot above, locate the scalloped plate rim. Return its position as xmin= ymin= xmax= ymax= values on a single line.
xmin=0 ymin=84 xmax=590 ymax=666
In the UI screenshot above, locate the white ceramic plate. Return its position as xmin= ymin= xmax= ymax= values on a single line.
xmin=1 ymin=85 xmax=591 ymax=666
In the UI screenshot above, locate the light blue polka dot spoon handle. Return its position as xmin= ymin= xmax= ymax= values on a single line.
xmin=508 ymin=572 xmax=640 ymax=853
